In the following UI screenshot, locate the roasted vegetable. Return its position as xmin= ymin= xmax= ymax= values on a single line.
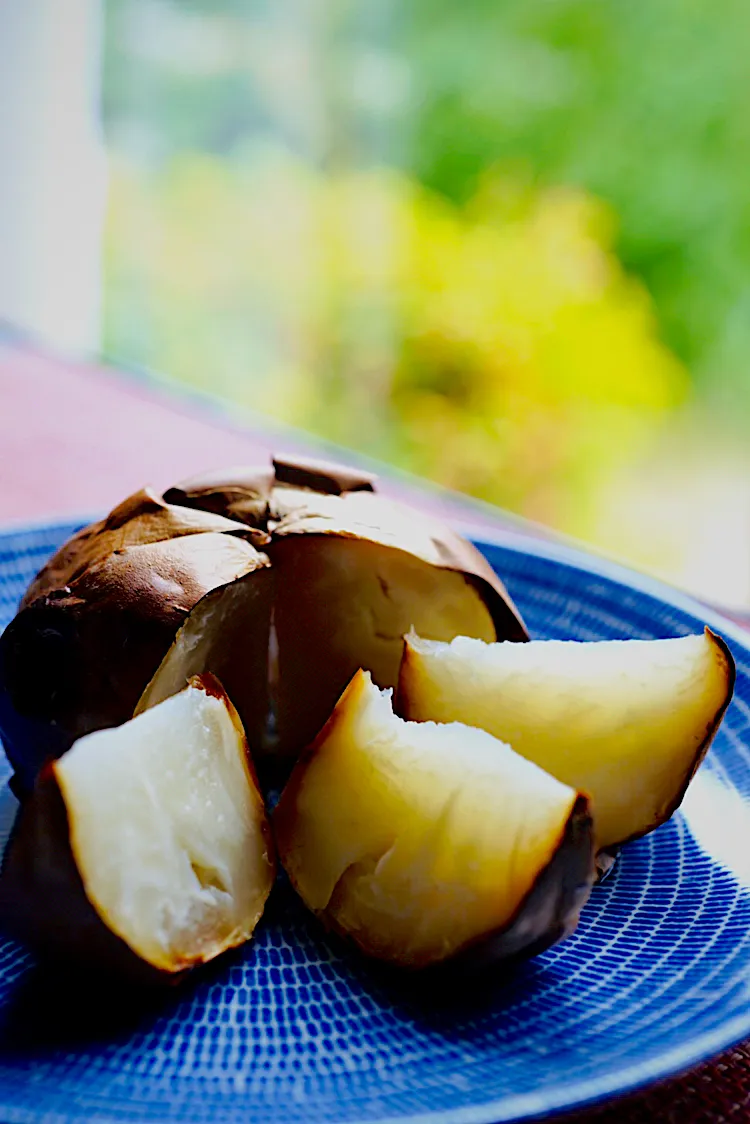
xmin=0 ymin=455 xmax=526 ymax=791
xmin=274 ymin=670 xmax=594 ymax=969
xmin=264 ymin=481 xmax=527 ymax=756
xmin=397 ymin=629 xmax=735 ymax=849
xmin=0 ymin=677 xmax=275 ymax=982
xmin=0 ymin=490 xmax=271 ymax=793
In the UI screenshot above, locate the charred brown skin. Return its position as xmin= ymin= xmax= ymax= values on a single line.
xmin=0 ymin=765 xmax=176 ymax=985
xmin=153 ymin=456 xmax=527 ymax=765
xmin=0 ymin=673 xmax=276 ymax=983
xmin=21 ymin=488 xmax=261 ymax=606
xmin=267 ymin=484 xmax=528 ymax=645
xmin=272 ymin=453 xmax=377 ymax=495
xmin=0 ymin=503 xmax=268 ymax=794
xmin=607 ymin=627 xmax=736 ymax=850
xmin=163 ymin=467 xmax=275 ymax=529
xmin=447 ymin=795 xmax=594 ymax=972
xmin=274 ymin=742 xmax=594 ymax=971
xmin=167 ymin=454 xmax=526 ymax=645
xmin=1 ymin=453 xmax=527 ymax=789
xmin=0 ymin=584 xmax=189 ymax=794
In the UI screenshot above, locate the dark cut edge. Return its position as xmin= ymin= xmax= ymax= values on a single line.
xmin=465 ymin=572 xmax=529 ymax=643
xmin=276 ymin=780 xmax=595 ymax=974
xmin=441 ymin=793 xmax=594 ymax=973
xmin=313 ymin=794 xmax=594 ymax=974
xmin=0 ymin=769 xmax=179 ymax=986
xmin=609 ymin=626 xmax=736 ymax=849
xmin=272 ymin=453 xmax=377 ymax=495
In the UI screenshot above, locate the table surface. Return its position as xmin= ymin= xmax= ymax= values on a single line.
xmin=1 ymin=332 xmax=748 ymax=1123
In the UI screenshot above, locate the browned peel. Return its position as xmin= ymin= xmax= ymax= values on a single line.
xmin=22 ymin=489 xmax=256 ymax=607
xmin=164 ymin=455 xmax=525 ymax=642
xmin=273 ymin=671 xmax=595 ymax=970
xmin=146 ymin=462 xmax=526 ymax=762
xmin=272 ymin=453 xmax=377 ymax=495
xmin=607 ymin=626 xmax=736 ymax=850
xmin=2 ymin=453 xmax=528 ymax=790
xmin=275 ymin=767 xmax=594 ymax=971
xmin=330 ymin=793 xmax=594 ymax=972
xmin=0 ymin=674 xmax=276 ymax=982
xmin=449 ymin=794 xmax=594 ymax=971
xmin=0 ymin=770 xmax=180 ymax=984
xmin=268 ymin=489 xmax=527 ymax=644
xmin=1 ymin=770 xmax=268 ymax=983
xmin=163 ymin=467 xmax=275 ymax=530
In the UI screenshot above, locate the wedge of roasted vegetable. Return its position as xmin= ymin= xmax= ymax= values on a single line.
xmin=264 ymin=477 xmax=527 ymax=757
xmin=0 ymin=455 xmax=527 ymax=791
xmin=274 ymin=670 xmax=594 ymax=969
xmin=397 ymin=629 xmax=735 ymax=849
xmin=0 ymin=489 xmax=271 ymax=793
xmin=0 ymin=676 xmax=275 ymax=982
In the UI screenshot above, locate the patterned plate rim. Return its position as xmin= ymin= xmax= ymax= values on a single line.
xmin=1 ymin=516 xmax=750 ymax=1123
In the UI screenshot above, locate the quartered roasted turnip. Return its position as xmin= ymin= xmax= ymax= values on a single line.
xmin=0 ymin=456 xmax=527 ymax=793
xmin=0 ymin=677 xmax=275 ymax=982
xmin=0 ymin=489 xmax=270 ymax=793
xmin=274 ymin=670 xmax=594 ymax=969
xmin=397 ymin=629 xmax=735 ymax=849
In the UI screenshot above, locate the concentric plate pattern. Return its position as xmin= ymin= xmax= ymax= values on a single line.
xmin=0 ymin=520 xmax=749 ymax=1124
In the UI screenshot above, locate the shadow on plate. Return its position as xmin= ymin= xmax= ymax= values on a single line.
xmin=0 ymin=932 xmax=255 ymax=1054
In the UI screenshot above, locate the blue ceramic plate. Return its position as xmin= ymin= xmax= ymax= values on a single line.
xmin=0 ymin=519 xmax=749 ymax=1124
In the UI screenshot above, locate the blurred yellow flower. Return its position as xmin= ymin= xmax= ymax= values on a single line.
xmin=104 ymin=149 xmax=688 ymax=532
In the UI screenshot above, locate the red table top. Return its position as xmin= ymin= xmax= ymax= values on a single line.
xmin=1 ymin=334 xmax=748 ymax=1123
xmin=0 ymin=335 xmax=546 ymax=545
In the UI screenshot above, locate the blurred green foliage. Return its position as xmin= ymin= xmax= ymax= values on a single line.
xmin=399 ymin=0 xmax=750 ymax=406
xmin=105 ymin=151 xmax=685 ymax=526
xmin=101 ymin=0 xmax=748 ymax=541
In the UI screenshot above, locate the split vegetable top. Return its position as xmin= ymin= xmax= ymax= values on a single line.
xmin=0 ymin=454 xmax=527 ymax=793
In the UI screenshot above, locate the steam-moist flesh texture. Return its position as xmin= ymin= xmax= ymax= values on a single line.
xmin=398 ymin=631 xmax=734 ymax=849
xmin=2 ymin=458 xmax=528 ymax=794
xmin=267 ymin=486 xmax=526 ymax=644
xmin=269 ymin=534 xmax=497 ymax=757
xmin=274 ymin=671 xmax=585 ymax=968
xmin=135 ymin=567 xmax=274 ymax=754
xmin=55 ymin=684 xmax=273 ymax=972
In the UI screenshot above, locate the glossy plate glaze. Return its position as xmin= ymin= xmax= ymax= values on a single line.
xmin=0 ymin=519 xmax=749 ymax=1124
